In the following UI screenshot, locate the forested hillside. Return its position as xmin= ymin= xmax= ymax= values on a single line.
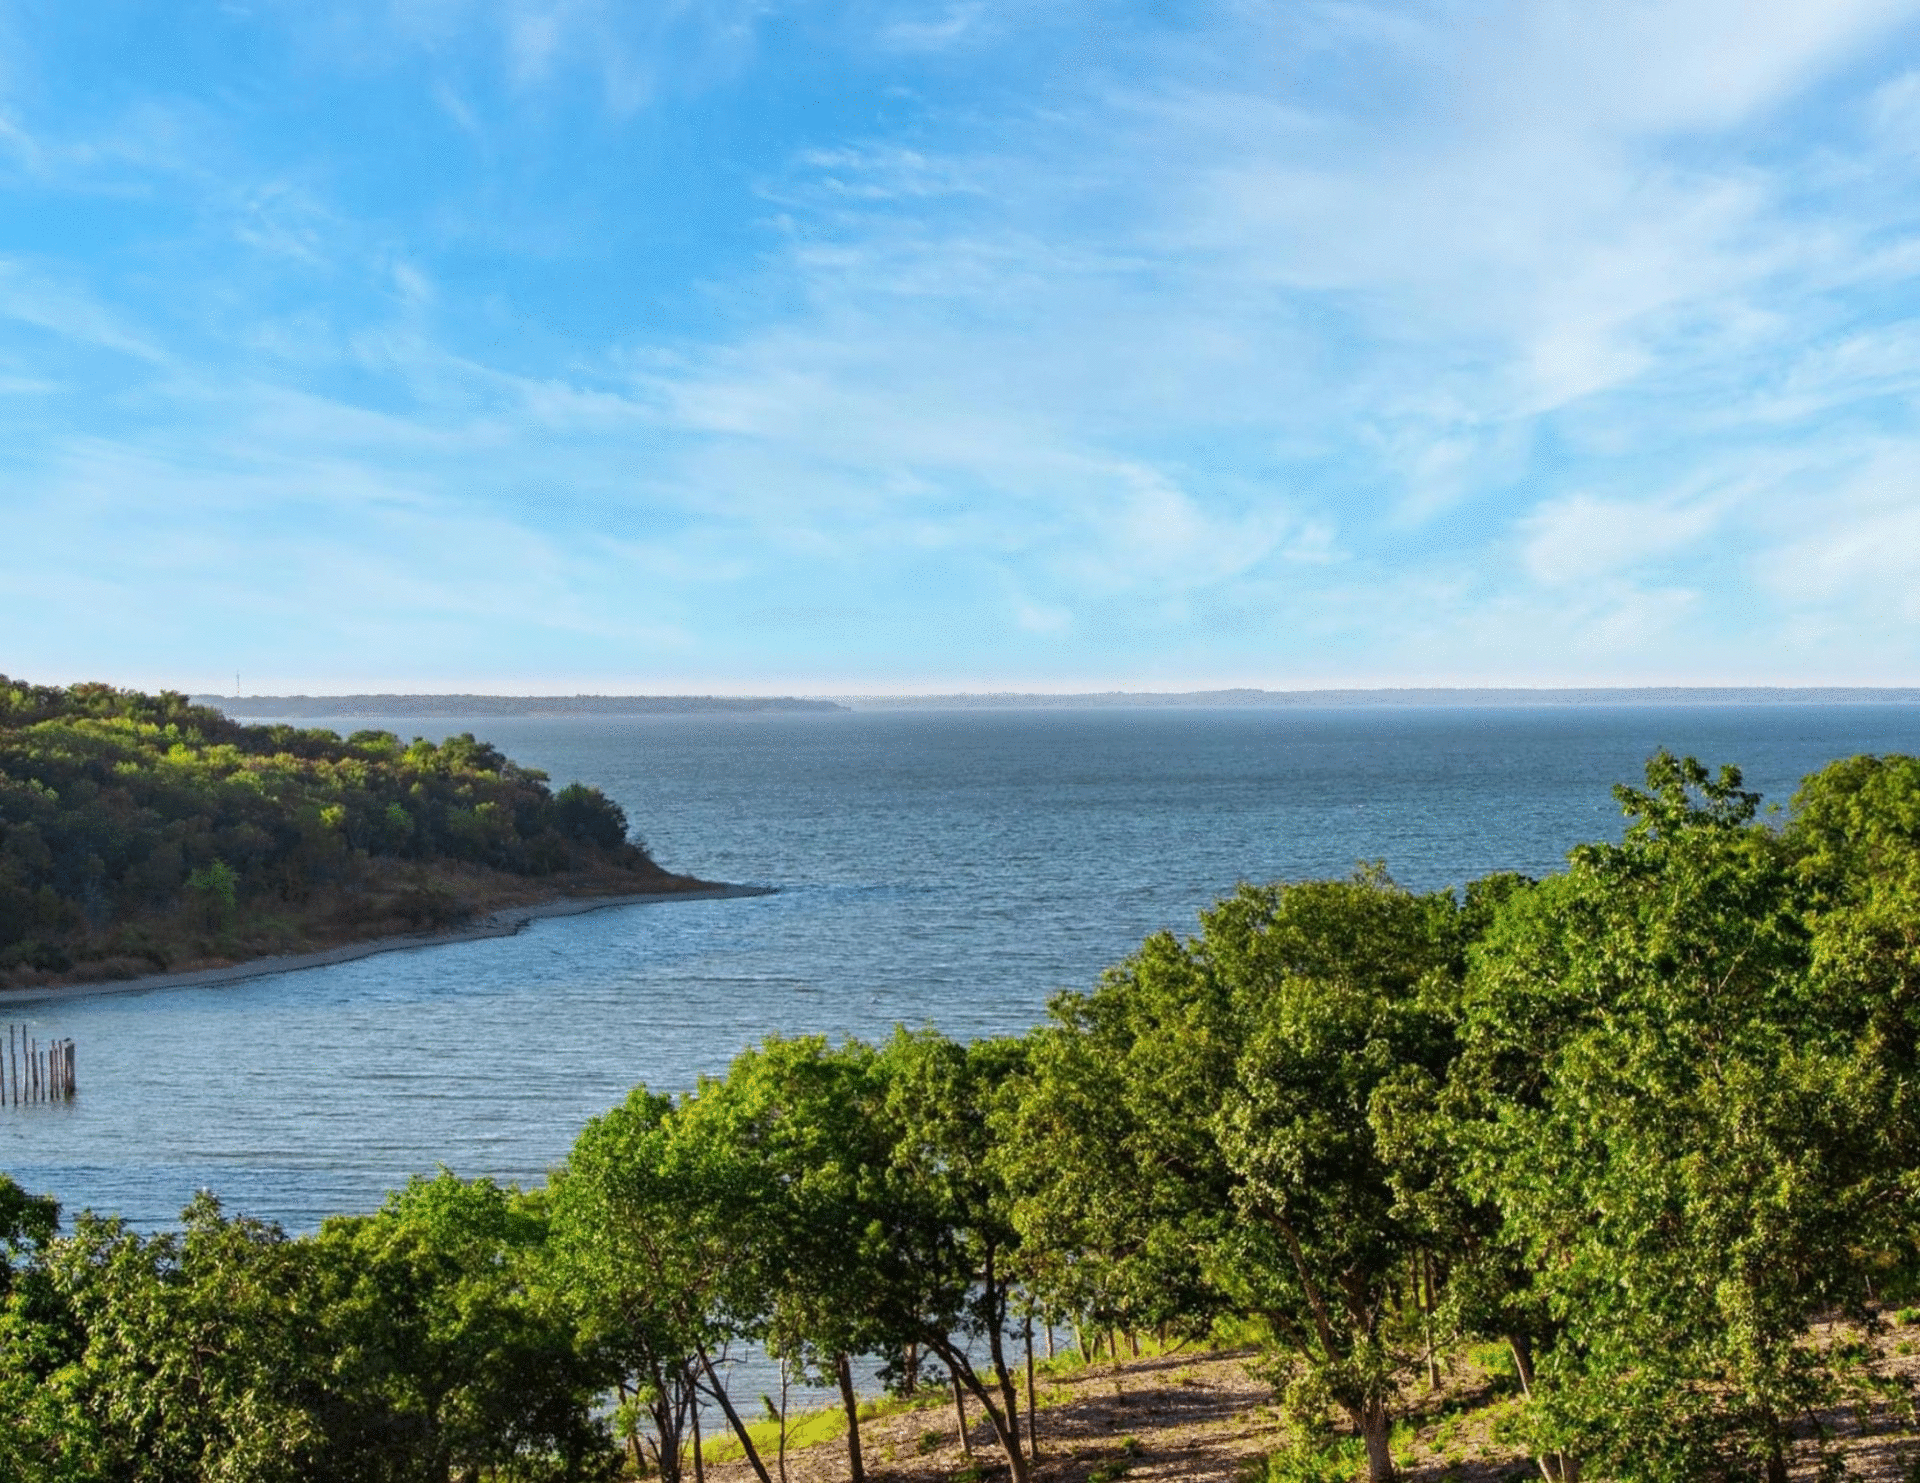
xmin=0 ymin=677 xmax=692 ymax=987
xmin=3 ymin=751 xmax=1920 ymax=1481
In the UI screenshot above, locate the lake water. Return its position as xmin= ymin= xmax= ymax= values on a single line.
xmin=5 ymin=705 xmax=1919 ymax=1234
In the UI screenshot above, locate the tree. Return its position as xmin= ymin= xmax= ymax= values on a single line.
xmin=676 ymin=1036 xmax=895 ymax=1483
xmin=0 ymin=1195 xmax=326 ymax=1483
xmin=864 ymin=1031 xmax=1037 ymax=1483
xmin=310 ymin=1173 xmax=618 ymax=1482
xmin=552 ymin=785 xmax=629 ymax=851
xmin=546 ymin=1086 xmax=774 ymax=1483
xmin=1000 ymin=928 xmax=1237 ymax=1355
xmin=1008 ymin=870 xmax=1460 ymax=1482
xmin=1458 ymin=753 xmax=1901 ymax=1481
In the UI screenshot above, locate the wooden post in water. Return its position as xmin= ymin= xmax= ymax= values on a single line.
xmin=1 ymin=1028 xmax=76 ymax=1103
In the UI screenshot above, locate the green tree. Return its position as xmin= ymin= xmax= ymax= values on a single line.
xmin=546 ymin=1086 xmax=775 ymax=1483
xmin=310 ymin=1173 xmax=618 ymax=1482
xmin=1459 ymin=753 xmax=1900 ymax=1481
xmin=0 ymin=1195 xmax=325 ymax=1483
xmin=1008 ymin=871 xmax=1459 ymax=1482
xmin=676 ymin=1036 xmax=895 ymax=1483
xmin=844 ymin=1031 xmax=1039 ymax=1483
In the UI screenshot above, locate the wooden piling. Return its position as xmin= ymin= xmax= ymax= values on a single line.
xmin=2 ymin=1025 xmax=77 ymax=1104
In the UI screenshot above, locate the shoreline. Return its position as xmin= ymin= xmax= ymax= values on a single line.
xmin=0 ymin=883 xmax=776 ymax=1005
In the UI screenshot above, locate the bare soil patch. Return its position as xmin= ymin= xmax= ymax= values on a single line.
xmin=706 ymin=1322 xmax=1920 ymax=1483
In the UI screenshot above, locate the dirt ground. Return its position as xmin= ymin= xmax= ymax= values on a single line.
xmin=704 ymin=1323 xmax=1920 ymax=1483
xmin=707 ymin=1348 xmax=1286 ymax=1483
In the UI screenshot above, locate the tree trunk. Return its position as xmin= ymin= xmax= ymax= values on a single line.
xmin=988 ymin=1308 xmax=1024 ymax=1464
xmin=1506 ymin=1334 xmax=1536 ymax=1400
xmin=1421 ymin=1252 xmax=1439 ymax=1391
xmin=837 ymin=1352 xmax=866 ymax=1483
xmin=952 ymin=1367 xmax=972 ymax=1459
xmin=777 ymin=1358 xmax=790 ymax=1483
xmin=1355 ymin=1398 xmax=1395 ymax=1483
xmin=650 ymin=1391 xmax=683 ymax=1483
xmin=691 ymin=1379 xmax=705 ymax=1483
xmin=1025 ymin=1318 xmax=1040 ymax=1460
xmin=933 ymin=1338 xmax=1031 ymax=1483
xmin=697 ymin=1347 xmax=774 ymax=1483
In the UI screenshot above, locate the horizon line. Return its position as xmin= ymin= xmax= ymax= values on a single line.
xmin=190 ymin=684 xmax=1920 ymax=716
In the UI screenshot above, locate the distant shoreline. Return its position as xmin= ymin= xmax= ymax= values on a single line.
xmin=205 ymin=686 xmax=1920 ymax=717
xmin=0 ymin=884 xmax=775 ymax=1005
xmin=194 ymin=694 xmax=846 ymax=717
xmin=837 ymin=686 xmax=1920 ymax=709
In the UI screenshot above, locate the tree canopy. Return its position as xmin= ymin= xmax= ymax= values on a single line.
xmin=0 ymin=677 xmax=672 ymax=987
xmin=5 ymin=748 xmax=1920 ymax=1481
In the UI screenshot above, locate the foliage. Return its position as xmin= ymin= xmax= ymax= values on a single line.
xmin=6 ymin=748 xmax=1920 ymax=1481
xmin=0 ymin=1180 xmax=617 ymax=1483
xmin=0 ymin=677 xmax=658 ymax=983
xmin=1454 ymin=752 xmax=1919 ymax=1481
xmin=1005 ymin=868 xmax=1462 ymax=1480
xmin=1247 ymin=1436 xmax=1367 ymax=1483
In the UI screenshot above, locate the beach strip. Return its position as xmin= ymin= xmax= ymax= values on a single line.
xmin=0 ymin=884 xmax=776 ymax=1004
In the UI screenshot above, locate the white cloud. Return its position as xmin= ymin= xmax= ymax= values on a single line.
xmin=11 ymin=0 xmax=1920 ymax=685
xmin=1519 ymin=494 xmax=1723 ymax=585
xmin=1760 ymin=448 xmax=1920 ymax=619
xmin=877 ymin=3 xmax=984 ymax=53
xmin=1456 ymin=0 xmax=1915 ymax=138
xmin=0 ymin=260 xmax=170 ymax=362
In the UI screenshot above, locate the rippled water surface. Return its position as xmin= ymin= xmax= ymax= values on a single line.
xmin=5 ymin=705 xmax=1918 ymax=1231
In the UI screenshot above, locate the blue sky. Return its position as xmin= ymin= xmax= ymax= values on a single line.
xmin=6 ymin=1 xmax=1920 ymax=694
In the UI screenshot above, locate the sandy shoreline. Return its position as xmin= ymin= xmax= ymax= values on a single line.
xmin=0 ymin=884 xmax=776 ymax=1005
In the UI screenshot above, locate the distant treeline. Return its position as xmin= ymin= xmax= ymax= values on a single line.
xmin=3 ymin=751 xmax=1920 ymax=1482
xmin=201 ymin=695 xmax=848 ymax=718
xmin=0 ymin=678 xmax=666 ymax=983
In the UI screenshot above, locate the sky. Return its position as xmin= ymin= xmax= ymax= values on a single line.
xmin=6 ymin=1 xmax=1920 ymax=695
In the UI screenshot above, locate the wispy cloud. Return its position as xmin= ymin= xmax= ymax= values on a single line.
xmin=876 ymin=3 xmax=985 ymax=53
xmin=7 ymin=0 xmax=1920 ymax=687
xmin=0 ymin=260 xmax=170 ymax=362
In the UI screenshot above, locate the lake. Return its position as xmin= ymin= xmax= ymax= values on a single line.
xmin=4 ymin=704 xmax=1918 ymax=1233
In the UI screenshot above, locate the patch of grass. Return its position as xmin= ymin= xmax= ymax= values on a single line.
xmin=703 ymin=1387 xmax=923 ymax=1465
xmin=918 ymin=1429 xmax=946 ymax=1455
xmin=1244 ymin=1437 xmax=1364 ymax=1483
xmin=701 ymin=1399 xmax=848 ymax=1463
